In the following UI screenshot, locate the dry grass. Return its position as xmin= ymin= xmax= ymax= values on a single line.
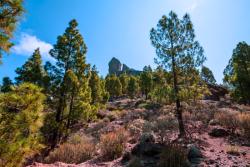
xmin=127 ymin=119 xmax=145 ymax=139
xmin=226 ymin=145 xmax=240 ymax=156
xmin=152 ymin=116 xmax=178 ymax=143
xmin=99 ymin=128 xmax=129 ymax=160
xmin=238 ymin=113 xmax=250 ymax=138
xmin=45 ymin=134 xmax=95 ymax=164
xmin=158 ymin=144 xmax=189 ymax=167
xmin=214 ymin=110 xmax=240 ymax=134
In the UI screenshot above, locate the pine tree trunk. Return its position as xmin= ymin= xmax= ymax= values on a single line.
xmin=52 ymin=82 xmax=67 ymax=147
xmin=67 ymin=89 xmax=75 ymax=129
xmin=172 ymin=56 xmax=185 ymax=137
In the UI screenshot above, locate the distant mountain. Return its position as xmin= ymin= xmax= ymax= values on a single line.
xmin=108 ymin=57 xmax=141 ymax=76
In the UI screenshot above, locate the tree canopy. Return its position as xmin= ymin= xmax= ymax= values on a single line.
xmin=201 ymin=66 xmax=216 ymax=84
xmin=150 ymin=11 xmax=205 ymax=136
xmin=0 ymin=0 xmax=24 ymax=63
xmin=15 ymin=48 xmax=45 ymax=86
xmin=223 ymin=42 xmax=250 ymax=104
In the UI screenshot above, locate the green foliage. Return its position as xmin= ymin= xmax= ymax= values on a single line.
xmin=140 ymin=66 xmax=153 ymax=99
xmin=0 ymin=83 xmax=45 ymax=167
xmin=119 ymin=73 xmax=129 ymax=95
xmin=223 ymin=42 xmax=250 ymax=103
xmin=179 ymin=68 xmax=210 ymax=103
xmin=0 ymin=0 xmax=24 ymax=62
xmin=127 ymin=76 xmax=139 ymax=98
xmin=1 ymin=77 xmax=13 ymax=93
xmin=150 ymin=84 xmax=174 ymax=104
xmin=47 ymin=19 xmax=92 ymax=143
xmin=201 ymin=66 xmax=216 ymax=84
xmin=150 ymin=11 xmax=205 ymax=136
xmin=105 ymin=75 xmax=122 ymax=98
xmin=15 ymin=48 xmax=45 ymax=86
xmin=100 ymin=79 xmax=110 ymax=103
xmin=89 ymin=66 xmax=109 ymax=104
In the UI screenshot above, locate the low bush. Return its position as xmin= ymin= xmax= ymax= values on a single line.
xmin=238 ymin=113 xmax=250 ymax=139
xmin=214 ymin=110 xmax=240 ymax=134
xmin=158 ymin=144 xmax=190 ymax=167
xmin=127 ymin=119 xmax=145 ymax=139
xmin=152 ymin=116 xmax=178 ymax=143
xmin=99 ymin=128 xmax=129 ymax=160
xmin=45 ymin=134 xmax=95 ymax=164
xmin=226 ymin=145 xmax=240 ymax=156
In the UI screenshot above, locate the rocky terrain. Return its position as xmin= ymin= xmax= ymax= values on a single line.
xmin=27 ymin=97 xmax=250 ymax=167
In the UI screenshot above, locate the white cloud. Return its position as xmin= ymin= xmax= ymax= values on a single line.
xmin=187 ymin=0 xmax=202 ymax=12
xmin=12 ymin=33 xmax=53 ymax=60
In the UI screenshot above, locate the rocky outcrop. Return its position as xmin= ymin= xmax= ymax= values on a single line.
xmin=108 ymin=57 xmax=141 ymax=76
xmin=205 ymin=84 xmax=229 ymax=101
xmin=108 ymin=57 xmax=122 ymax=75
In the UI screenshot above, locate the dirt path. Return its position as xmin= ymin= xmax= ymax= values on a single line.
xmin=199 ymin=133 xmax=250 ymax=167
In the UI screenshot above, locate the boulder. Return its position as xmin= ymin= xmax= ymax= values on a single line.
xmin=131 ymin=133 xmax=163 ymax=157
xmin=209 ymin=128 xmax=229 ymax=137
xmin=188 ymin=145 xmax=203 ymax=165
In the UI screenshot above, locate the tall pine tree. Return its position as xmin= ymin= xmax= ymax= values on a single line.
xmin=48 ymin=19 xmax=91 ymax=144
xmin=150 ymin=11 xmax=205 ymax=136
xmin=15 ymin=48 xmax=45 ymax=86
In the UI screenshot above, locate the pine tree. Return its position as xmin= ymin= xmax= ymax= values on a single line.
xmin=15 ymin=48 xmax=45 ymax=86
xmin=0 ymin=0 xmax=24 ymax=63
xmin=127 ymin=76 xmax=139 ymax=98
xmin=100 ymin=78 xmax=110 ymax=103
xmin=201 ymin=66 xmax=216 ymax=84
xmin=150 ymin=11 xmax=205 ymax=136
xmin=224 ymin=42 xmax=250 ymax=103
xmin=48 ymin=19 xmax=91 ymax=144
xmin=105 ymin=75 xmax=122 ymax=98
xmin=89 ymin=65 xmax=103 ymax=104
xmin=1 ymin=76 xmax=13 ymax=92
xmin=140 ymin=66 xmax=153 ymax=99
xmin=119 ymin=73 xmax=129 ymax=95
xmin=0 ymin=83 xmax=45 ymax=167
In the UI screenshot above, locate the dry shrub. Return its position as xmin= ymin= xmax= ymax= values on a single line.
xmin=45 ymin=134 xmax=95 ymax=164
xmin=127 ymin=119 xmax=145 ymax=139
xmin=214 ymin=110 xmax=240 ymax=134
xmin=238 ymin=113 xmax=250 ymax=138
xmin=182 ymin=111 xmax=193 ymax=122
xmin=86 ymin=120 xmax=108 ymax=136
xmin=184 ymin=103 xmax=217 ymax=124
xmin=100 ymin=128 xmax=129 ymax=160
xmin=158 ymin=144 xmax=190 ymax=167
xmin=226 ymin=145 xmax=240 ymax=156
xmin=152 ymin=116 xmax=178 ymax=143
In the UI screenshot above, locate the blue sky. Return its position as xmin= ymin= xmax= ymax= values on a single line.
xmin=1 ymin=0 xmax=250 ymax=83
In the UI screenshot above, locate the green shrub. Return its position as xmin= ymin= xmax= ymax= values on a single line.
xmin=0 ymin=83 xmax=45 ymax=167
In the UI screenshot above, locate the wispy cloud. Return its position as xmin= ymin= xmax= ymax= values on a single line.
xmin=187 ymin=0 xmax=202 ymax=12
xmin=12 ymin=33 xmax=53 ymax=60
